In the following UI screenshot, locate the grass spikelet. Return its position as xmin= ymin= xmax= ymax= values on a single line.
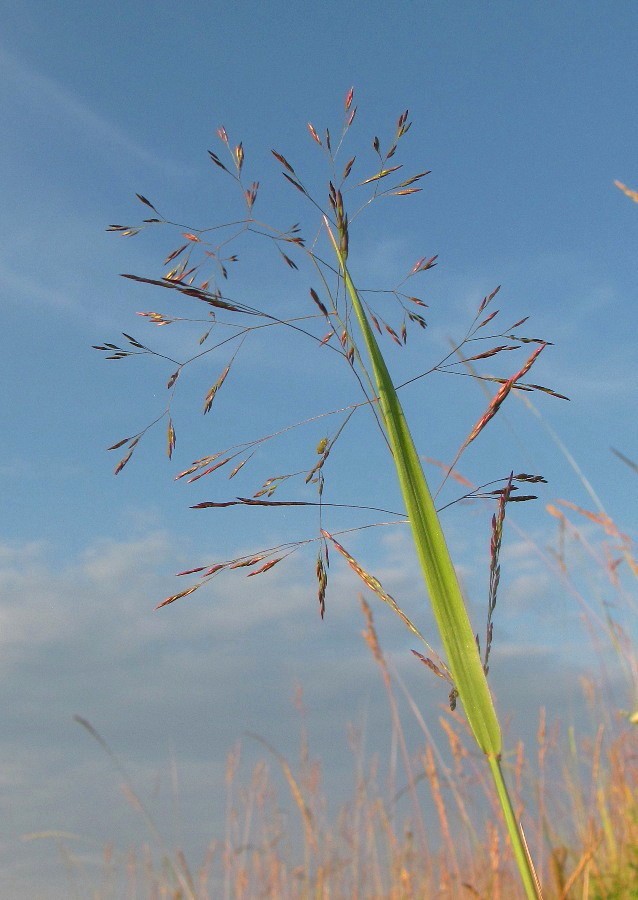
xmin=484 ymin=472 xmax=514 ymax=674
xmin=246 ymin=557 xmax=283 ymax=577
xmin=614 ymin=180 xmax=638 ymax=203
xmin=114 ymin=449 xmax=134 ymax=475
xmin=155 ymin=585 xmax=200 ymax=609
xmin=203 ymin=362 xmax=232 ymax=414
xmin=315 ymin=549 xmax=328 ymax=619
xmin=323 ymin=530 xmax=430 ymax=647
xmin=166 ymin=418 xmax=176 ymax=459
xmin=459 ymin=344 xmax=546 ymax=455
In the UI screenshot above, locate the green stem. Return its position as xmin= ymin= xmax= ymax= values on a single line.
xmin=326 ymin=220 xmax=541 ymax=898
xmin=488 ymin=755 xmax=542 ymax=900
xmin=326 ymin=222 xmax=500 ymax=753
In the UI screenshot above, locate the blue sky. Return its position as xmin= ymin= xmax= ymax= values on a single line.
xmin=1 ymin=2 xmax=637 ymax=895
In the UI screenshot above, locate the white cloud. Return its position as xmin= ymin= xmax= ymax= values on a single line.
xmin=0 ymin=526 xmax=624 ymax=896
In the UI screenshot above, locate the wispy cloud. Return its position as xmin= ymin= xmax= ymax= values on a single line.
xmin=0 ymin=257 xmax=80 ymax=312
xmin=0 ymin=44 xmax=183 ymax=176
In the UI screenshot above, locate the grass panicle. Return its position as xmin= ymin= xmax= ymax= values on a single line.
xmin=92 ymin=90 xmax=626 ymax=898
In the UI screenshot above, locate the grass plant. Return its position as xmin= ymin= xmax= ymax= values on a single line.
xmin=90 ymin=90 xmax=635 ymax=896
